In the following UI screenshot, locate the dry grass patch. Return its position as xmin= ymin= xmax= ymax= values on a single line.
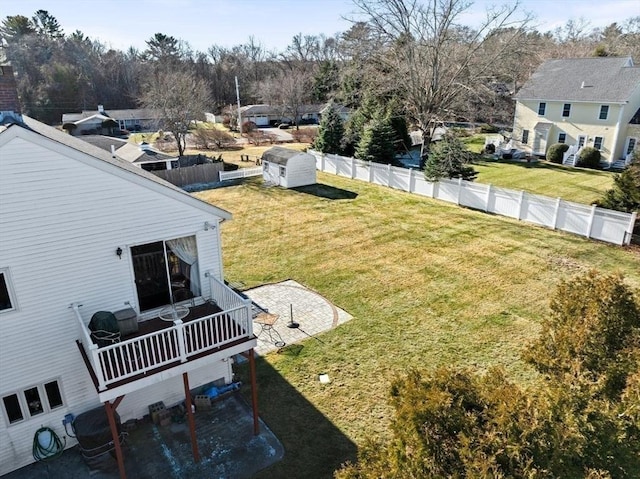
xmin=194 ymin=172 xmax=639 ymax=478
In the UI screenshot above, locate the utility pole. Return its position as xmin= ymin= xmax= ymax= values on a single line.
xmin=235 ymin=76 xmax=242 ymax=135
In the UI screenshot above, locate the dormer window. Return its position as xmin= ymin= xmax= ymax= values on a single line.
xmin=599 ymin=105 xmax=609 ymax=120
xmin=562 ymin=104 xmax=571 ymax=118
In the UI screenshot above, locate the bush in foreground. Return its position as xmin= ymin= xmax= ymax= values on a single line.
xmin=337 ymin=271 xmax=640 ymax=479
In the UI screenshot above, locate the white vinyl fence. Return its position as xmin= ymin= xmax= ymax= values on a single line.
xmin=309 ymin=150 xmax=637 ymax=246
xmin=219 ymin=166 xmax=263 ymax=181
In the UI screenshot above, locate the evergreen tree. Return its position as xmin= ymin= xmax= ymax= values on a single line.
xmin=355 ymin=113 xmax=395 ymax=164
xmin=424 ymin=133 xmax=478 ymax=181
xmin=597 ymin=152 xmax=640 ymax=213
xmin=313 ymin=102 xmax=344 ymax=154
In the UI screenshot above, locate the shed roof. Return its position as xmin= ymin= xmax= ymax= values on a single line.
xmin=262 ymin=146 xmax=314 ymax=165
xmin=514 ymin=57 xmax=640 ymax=103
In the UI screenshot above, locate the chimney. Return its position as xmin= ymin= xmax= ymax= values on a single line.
xmin=0 ymin=65 xmax=22 ymax=118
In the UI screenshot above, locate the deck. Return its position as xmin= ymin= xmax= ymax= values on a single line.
xmin=72 ymin=275 xmax=256 ymax=396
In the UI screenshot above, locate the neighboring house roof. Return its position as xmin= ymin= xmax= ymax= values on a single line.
xmin=81 ymin=135 xmax=176 ymax=164
xmin=116 ymin=142 xmax=175 ymax=164
xmin=79 ymin=135 xmax=129 ymax=152
xmin=0 ymin=116 xmax=231 ymax=220
xmin=62 ymin=108 xmax=158 ymax=124
xmin=319 ymin=102 xmax=351 ymax=115
xmin=514 ymin=57 xmax=640 ymax=103
xmin=73 ymin=113 xmax=112 ymax=125
xmin=262 ymin=146 xmax=314 ymax=165
xmin=239 ymin=104 xmax=323 ymax=116
xmin=239 ymin=104 xmax=280 ymax=116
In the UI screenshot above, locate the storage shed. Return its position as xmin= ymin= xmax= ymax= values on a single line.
xmin=262 ymin=146 xmax=317 ymax=188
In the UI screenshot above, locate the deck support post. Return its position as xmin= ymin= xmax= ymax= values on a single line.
xmin=104 ymin=399 xmax=126 ymax=479
xmin=249 ymin=348 xmax=260 ymax=435
xmin=183 ymin=372 xmax=200 ymax=462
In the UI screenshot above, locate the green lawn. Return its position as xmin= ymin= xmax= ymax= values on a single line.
xmin=474 ymin=158 xmax=615 ymax=204
xmin=460 ymin=133 xmax=615 ymax=204
xmin=195 ymin=173 xmax=640 ymax=478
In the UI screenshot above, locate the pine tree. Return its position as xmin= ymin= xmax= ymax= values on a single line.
xmin=423 ymin=133 xmax=477 ymax=181
xmin=355 ymin=114 xmax=395 ymax=163
xmin=313 ymin=102 xmax=344 ymax=155
xmin=597 ymin=152 xmax=640 ymax=213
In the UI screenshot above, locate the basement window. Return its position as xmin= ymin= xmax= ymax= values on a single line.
xmin=1 ymin=379 xmax=65 ymax=426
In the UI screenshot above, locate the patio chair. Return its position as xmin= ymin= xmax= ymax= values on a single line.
xmin=253 ymin=312 xmax=285 ymax=348
xmin=89 ymin=311 xmax=121 ymax=348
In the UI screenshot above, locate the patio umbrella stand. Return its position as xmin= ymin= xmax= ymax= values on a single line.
xmin=286 ymin=304 xmax=299 ymax=329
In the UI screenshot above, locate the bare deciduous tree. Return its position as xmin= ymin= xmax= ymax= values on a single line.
xmin=353 ymin=0 xmax=532 ymax=149
xmin=257 ymin=69 xmax=313 ymax=129
xmin=140 ymin=71 xmax=211 ymax=156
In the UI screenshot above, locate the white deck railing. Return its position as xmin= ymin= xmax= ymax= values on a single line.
xmin=71 ymin=275 xmax=253 ymax=391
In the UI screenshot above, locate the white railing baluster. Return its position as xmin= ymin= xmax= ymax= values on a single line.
xmin=174 ymin=320 xmax=187 ymax=362
xmin=73 ymin=277 xmax=253 ymax=388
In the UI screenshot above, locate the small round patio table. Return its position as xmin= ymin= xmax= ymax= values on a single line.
xmin=159 ymin=305 xmax=190 ymax=322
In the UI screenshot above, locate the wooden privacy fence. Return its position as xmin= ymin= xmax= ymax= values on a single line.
xmin=309 ymin=150 xmax=637 ymax=246
xmin=154 ymin=163 xmax=224 ymax=187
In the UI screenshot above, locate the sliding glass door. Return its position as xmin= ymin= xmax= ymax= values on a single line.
xmin=131 ymin=236 xmax=200 ymax=311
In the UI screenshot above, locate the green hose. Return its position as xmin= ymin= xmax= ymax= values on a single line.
xmin=33 ymin=426 xmax=66 ymax=461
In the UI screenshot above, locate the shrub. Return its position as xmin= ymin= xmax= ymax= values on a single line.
xmin=523 ymin=270 xmax=640 ymax=400
xmin=337 ymin=272 xmax=640 ymax=479
xmin=547 ymin=143 xmax=569 ymax=163
xmin=597 ymin=152 xmax=640 ymax=213
xmin=578 ymin=146 xmax=602 ymax=169
xmin=242 ymin=121 xmax=257 ymax=133
xmin=291 ymin=127 xmax=317 ymax=143
xmin=192 ymin=127 xmax=235 ymax=149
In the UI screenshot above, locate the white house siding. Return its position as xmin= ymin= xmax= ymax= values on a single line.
xmin=514 ymin=84 xmax=640 ymax=162
xmin=117 ymin=360 xmax=232 ymax=421
xmin=282 ymin=156 xmax=317 ymax=188
xmin=0 ymin=134 xmax=227 ymax=474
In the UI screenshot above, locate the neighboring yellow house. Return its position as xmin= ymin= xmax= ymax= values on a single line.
xmin=512 ymin=57 xmax=640 ymax=168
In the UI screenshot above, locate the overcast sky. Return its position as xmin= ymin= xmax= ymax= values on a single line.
xmin=5 ymin=0 xmax=640 ymax=53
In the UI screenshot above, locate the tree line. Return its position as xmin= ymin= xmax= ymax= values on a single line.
xmin=1 ymin=5 xmax=639 ymax=128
